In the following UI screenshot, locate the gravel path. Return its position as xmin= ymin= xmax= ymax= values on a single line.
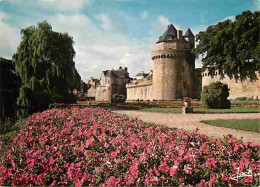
xmin=113 ymin=110 xmax=260 ymax=144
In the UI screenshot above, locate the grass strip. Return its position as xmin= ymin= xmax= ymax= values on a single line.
xmin=201 ymin=119 xmax=260 ymax=133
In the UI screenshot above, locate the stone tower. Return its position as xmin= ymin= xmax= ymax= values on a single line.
xmin=151 ymin=24 xmax=195 ymax=100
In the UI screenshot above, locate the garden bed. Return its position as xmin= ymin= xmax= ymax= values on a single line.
xmin=0 ymin=106 xmax=259 ymax=186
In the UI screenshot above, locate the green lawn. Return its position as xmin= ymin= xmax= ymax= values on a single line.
xmin=141 ymin=107 xmax=259 ymax=113
xmin=0 ymin=120 xmax=23 ymax=159
xmin=201 ymin=119 xmax=260 ymax=133
xmin=141 ymin=107 xmax=182 ymax=113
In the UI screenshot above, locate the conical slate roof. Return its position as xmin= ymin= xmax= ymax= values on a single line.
xmin=156 ymin=24 xmax=177 ymax=44
xmin=184 ymin=28 xmax=194 ymax=37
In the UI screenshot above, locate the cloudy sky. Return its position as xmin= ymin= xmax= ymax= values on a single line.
xmin=0 ymin=0 xmax=258 ymax=81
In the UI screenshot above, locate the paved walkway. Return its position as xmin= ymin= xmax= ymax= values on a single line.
xmin=113 ymin=110 xmax=260 ymax=144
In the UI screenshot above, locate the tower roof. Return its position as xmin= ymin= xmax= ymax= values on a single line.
xmin=156 ymin=24 xmax=177 ymax=44
xmin=184 ymin=28 xmax=194 ymax=37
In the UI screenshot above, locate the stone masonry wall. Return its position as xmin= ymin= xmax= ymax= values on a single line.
xmin=202 ymin=70 xmax=260 ymax=99
xmin=87 ymin=86 xmax=96 ymax=97
xmin=126 ymin=78 xmax=153 ymax=101
xmin=95 ymin=85 xmax=112 ymax=102
xmin=152 ymin=49 xmax=184 ymax=100
xmin=127 ymin=84 xmax=153 ymax=101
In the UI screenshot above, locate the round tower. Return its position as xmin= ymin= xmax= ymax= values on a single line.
xmin=151 ymin=24 xmax=186 ymax=100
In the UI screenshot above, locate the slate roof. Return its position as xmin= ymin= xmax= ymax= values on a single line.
xmin=103 ymin=69 xmax=126 ymax=78
xmin=184 ymin=28 xmax=194 ymax=37
xmin=157 ymin=24 xmax=178 ymax=44
xmin=135 ymin=72 xmax=149 ymax=77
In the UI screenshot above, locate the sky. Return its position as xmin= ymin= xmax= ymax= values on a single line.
xmin=0 ymin=0 xmax=259 ymax=82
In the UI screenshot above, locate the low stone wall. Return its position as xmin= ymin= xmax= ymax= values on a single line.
xmin=126 ymin=80 xmax=153 ymax=101
xmin=202 ymin=71 xmax=260 ymax=100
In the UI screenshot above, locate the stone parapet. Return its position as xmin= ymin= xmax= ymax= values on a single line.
xmin=126 ymin=83 xmax=152 ymax=88
xmin=151 ymin=49 xmax=184 ymax=60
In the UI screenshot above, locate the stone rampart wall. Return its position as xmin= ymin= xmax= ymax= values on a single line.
xmin=202 ymin=71 xmax=260 ymax=100
xmin=126 ymin=81 xmax=153 ymax=101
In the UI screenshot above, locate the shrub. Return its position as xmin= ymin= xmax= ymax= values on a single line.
xmin=235 ymin=97 xmax=247 ymax=101
xmin=112 ymin=94 xmax=126 ymax=103
xmin=201 ymin=81 xmax=231 ymax=109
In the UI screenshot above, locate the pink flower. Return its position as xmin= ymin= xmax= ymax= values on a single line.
xmin=234 ymin=144 xmax=239 ymax=152
xmin=105 ymin=176 xmax=116 ymax=186
xmin=75 ymin=177 xmax=85 ymax=187
xmin=170 ymin=166 xmax=177 ymax=176
xmin=178 ymin=147 xmax=185 ymax=156
xmin=49 ymin=156 xmax=54 ymax=166
xmin=245 ymin=176 xmax=253 ymax=183
xmin=0 ymin=165 xmax=7 ymax=173
xmin=129 ymin=161 xmax=139 ymax=177
xmin=125 ymin=174 xmax=135 ymax=185
xmin=50 ymin=180 xmax=57 ymax=186
xmin=159 ymin=161 xmax=170 ymax=172
xmin=139 ymin=153 xmax=146 ymax=162
xmin=110 ymin=151 xmax=118 ymax=158
xmin=210 ymin=173 xmax=216 ymax=184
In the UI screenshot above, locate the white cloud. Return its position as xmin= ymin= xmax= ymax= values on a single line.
xmin=0 ymin=13 xmax=21 ymax=59
xmin=47 ymin=13 xmax=153 ymax=82
xmin=119 ymin=53 xmax=131 ymax=66
xmin=157 ymin=15 xmax=181 ymax=30
xmin=195 ymin=55 xmax=203 ymax=69
xmin=158 ymin=15 xmax=170 ymax=28
xmin=94 ymin=13 xmax=113 ymax=30
xmin=141 ymin=11 xmax=148 ymax=20
xmin=216 ymin=15 xmax=235 ymax=24
xmin=38 ymin=0 xmax=92 ymax=11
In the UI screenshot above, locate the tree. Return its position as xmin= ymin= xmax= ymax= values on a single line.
xmin=194 ymin=10 xmax=260 ymax=81
xmin=201 ymin=82 xmax=231 ymax=109
xmin=14 ymin=21 xmax=81 ymax=110
xmin=0 ymin=57 xmax=21 ymax=119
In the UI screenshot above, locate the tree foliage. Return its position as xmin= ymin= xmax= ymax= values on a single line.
xmin=0 ymin=57 xmax=21 ymax=118
xmin=14 ymin=21 xmax=81 ymax=109
xmin=201 ymin=82 xmax=231 ymax=109
xmin=194 ymin=10 xmax=260 ymax=81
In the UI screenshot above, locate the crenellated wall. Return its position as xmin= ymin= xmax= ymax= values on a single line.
xmin=202 ymin=70 xmax=260 ymax=99
xmin=126 ymin=24 xmax=195 ymax=101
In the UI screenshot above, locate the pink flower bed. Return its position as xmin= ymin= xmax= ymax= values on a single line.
xmin=0 ymin=107 xmax=259 ymax=186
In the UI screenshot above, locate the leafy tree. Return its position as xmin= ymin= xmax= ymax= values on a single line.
xmin=0 ymin=57 xmax=21 ymax=119
xmin=13 ymin=21 xmax=81 ymax=110
xmin=194 ymin=10 xmax=260 ymax=81
xmin=201 ymin=82 xmax=231 ymax=109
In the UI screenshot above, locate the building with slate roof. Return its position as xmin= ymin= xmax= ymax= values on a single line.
xmin=126 ymin=24 xmax=196 ymax=101
xmin=134 ymin=71 xmax=150 ymax=80
xmin=87 ymin=66 xmax=131 ymax=102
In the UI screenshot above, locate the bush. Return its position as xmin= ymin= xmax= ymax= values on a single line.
xmin=112 ymin=94 xmax=126 ymax=103
xmin=201 ymin=81 xmax=231 ymax=109
xmin=235 ymin=97 xmax=247 ymax=101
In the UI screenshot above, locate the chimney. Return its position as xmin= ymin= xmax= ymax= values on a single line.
xmin=178 ymin=30 xmax=183 ymax=40
xmin=124 ymin=67 xmax=128 ymax=72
